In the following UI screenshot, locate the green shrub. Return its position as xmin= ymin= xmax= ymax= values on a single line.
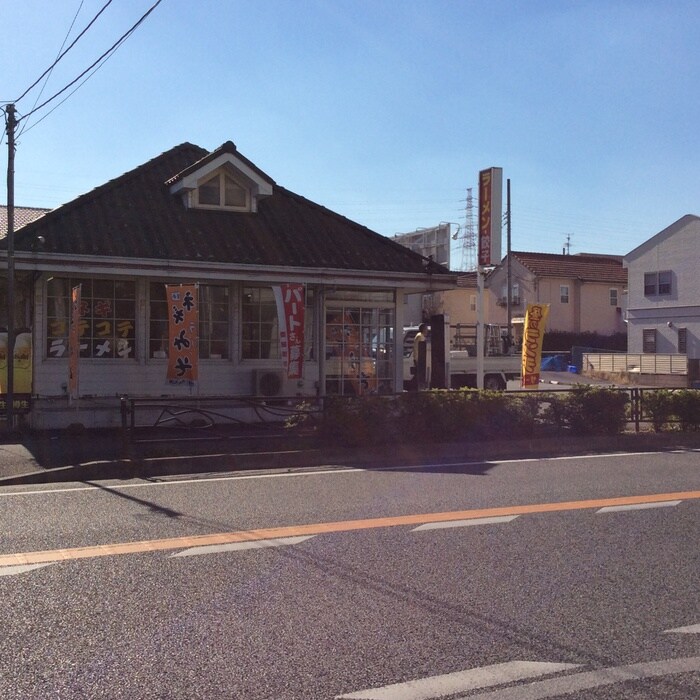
xmin=670 ymin=389 xmax=700 ymax=431
xmin=642 ymin=390 xmax=675 ymax=432
xmin=552 ymin=386 xmax=629 ymax=436
xmin=319 ymin=386 xmax=642 ymax=446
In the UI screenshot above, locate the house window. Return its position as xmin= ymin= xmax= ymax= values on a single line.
xmin=658 ymin=271 xmax=672 ymax=295
xmin=149 ymin=283 xmax=230 ymax=359
xmin=241 ymin=286 xmax=315 ymax=361
xmin=325 ymin=304 xmax=394 ymax=395
xmin=644 ymin=271 xmax=672 ymax=296
xmin=610 ymin=288 xmax=618 ymax=306
xmin=642 ymin=328 xmax=657 ymax=353
xmin=469 ymin=294 xmax=476 ymax=312
xmin=512 ymin=283 xmax=520 ymax=305
xmin=196 ymin=172 xmax=248 ymax=210
xmin=46 ymin=277 xmax=136 ymax=359
xmin=560 ymin=285 xmax=569 ymax=304
xmin=678 ymin=327 xmax=687 ymax=354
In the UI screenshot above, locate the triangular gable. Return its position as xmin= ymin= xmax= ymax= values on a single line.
xmin=624 ymin=214 xmax=700 ymax=264
xmin=167 ymin=140 xmax=274 ymax=212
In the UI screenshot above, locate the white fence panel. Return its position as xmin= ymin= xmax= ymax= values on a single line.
xmin=583 ymin=353 xmax=688 ymax=375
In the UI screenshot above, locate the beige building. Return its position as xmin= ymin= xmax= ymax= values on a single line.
xmin=433 ymin=252 xmax=627 ymax=339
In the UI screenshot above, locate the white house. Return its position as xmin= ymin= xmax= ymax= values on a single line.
xmin=624 ymin=214 xmax=700 ymax=364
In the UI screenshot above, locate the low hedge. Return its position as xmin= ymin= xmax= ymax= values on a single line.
xmin=643 ymin=389 xmax=700 ymax=432
xmin=316 ymin=386 xmax=634 ymax=447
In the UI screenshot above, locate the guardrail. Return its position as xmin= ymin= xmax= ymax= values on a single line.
xmin=119 ymin=395 xmax=322 ymax=451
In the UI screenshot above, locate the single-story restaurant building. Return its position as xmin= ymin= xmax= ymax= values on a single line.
xmin=1 ymin=140 xmax=454 ymax=429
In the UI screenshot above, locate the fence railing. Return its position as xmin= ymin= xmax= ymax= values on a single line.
xmin=583 ymin=353 xmax=688 ymax=375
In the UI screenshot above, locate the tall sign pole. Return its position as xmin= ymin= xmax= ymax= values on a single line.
xmin=477 ymin=167 xmax=503 ymax=389
xmin=5 ymin=104 xmax=16 ymax=431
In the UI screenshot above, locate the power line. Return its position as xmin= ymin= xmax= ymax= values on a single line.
xmin=19 ymin=0 xmax=164 ymax=124
xmin=18 ymin=1 xmax=89 ymax=139
xmin=13 ymin=0 xmax=113 ymax=105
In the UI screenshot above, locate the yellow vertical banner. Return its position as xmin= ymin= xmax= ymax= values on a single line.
xmin=166 ymin=284 xmax=198 ymax=384
xmin=521 ymin=303 xmax=550 ymax=388
xmin=68 ymin=284 xmax=81 ymax=401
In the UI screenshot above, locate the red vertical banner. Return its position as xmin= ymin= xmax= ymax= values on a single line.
xmin=166 ymin=284 xmax=199 ymax=384
xmin=478 ymin=167 xmax=503 ymax=266
xmin=68 ymin=284 xmax=81 ymax=401
xmin=273 ymin=284 xmax=305 ymax=379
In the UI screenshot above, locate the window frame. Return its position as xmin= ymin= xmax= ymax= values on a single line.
xmin=195 ymin=170 xmax=250 ymax=211
xmin=642 ymin=328 xmax=657 ymax=353
xmin=45 ymin=276 xmax=137 ymax=360
xmin=644 ymin=270 xmax=672 ymax=296
xmin=241 ymin=285 xmax=315 ymax=362
xmin=148 ymin=282 xmax=231 ymax=360
xmin=560 ymin=284 xmax=569 ymax=304
xmin=609 ymin=288 xmax=618 ymax=306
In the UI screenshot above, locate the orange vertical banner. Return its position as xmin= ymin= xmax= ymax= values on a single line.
xmin=68 ymin=284 xmax=81 ymax=401
xmin=166 ymin=284 xmax=198 ymax=384
xmin=521 ymin=303 xmax=550 ymax=388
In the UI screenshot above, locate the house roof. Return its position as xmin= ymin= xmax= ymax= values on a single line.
xmin=624 ymin=214 xmax=700 ymax=263
xmin=510 ymin=251 xmax=627 ymax=284
xmin=0 ymin=205 xmax=50 ymax=238
xmin=4 ymin=142 xmax=447 ymax=277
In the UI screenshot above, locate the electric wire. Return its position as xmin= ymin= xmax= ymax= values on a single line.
xmin=14 ymin=0 xmax=111 ymax=105
xmin=19 ymin=0 xmax=163 ymax=124
xmin=17 ymin=1 xmax=88 ymax=139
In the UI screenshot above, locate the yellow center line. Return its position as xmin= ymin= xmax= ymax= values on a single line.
xmin=2 ymin=490 xmax=699 ymax=567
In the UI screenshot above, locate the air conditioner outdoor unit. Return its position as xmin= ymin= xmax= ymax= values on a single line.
xmin=252 ymin=370 xmax=285 ymax=397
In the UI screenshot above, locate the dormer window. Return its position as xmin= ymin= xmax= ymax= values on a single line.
xmin=168 ymin=141 xmax=274 ymax=212
xmin=196 ymin=171 xmax=249 ymax=210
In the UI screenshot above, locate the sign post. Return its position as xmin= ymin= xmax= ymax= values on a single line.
xmin=477 ymin=167 xmax=503 ymax=389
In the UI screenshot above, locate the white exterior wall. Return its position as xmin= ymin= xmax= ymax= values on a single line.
xmin=625 ymin=217 xmax=700 ymax=359
xmin=28 ymin=275 xmax=323 ymax=429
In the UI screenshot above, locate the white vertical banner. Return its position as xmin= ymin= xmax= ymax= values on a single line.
xmin=273 ymin=284 xmax=305 ymax=379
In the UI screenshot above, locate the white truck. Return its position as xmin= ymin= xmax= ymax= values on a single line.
xmin=403 ymin=323 xmax=521 ymax=391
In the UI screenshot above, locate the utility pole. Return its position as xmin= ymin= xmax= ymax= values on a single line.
xmin=506 ymin=179 xmax=512 ymax=353
xmin=5 ymin=103 xmax=16 ymax=432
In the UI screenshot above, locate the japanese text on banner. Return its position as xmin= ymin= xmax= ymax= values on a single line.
xmin=166 ymin=284 xmax=199 ymax=384
xmin=521 ymin=303 xmax=550 ymax=388
xmin=273 ymin=284 xmax=305 ymax=379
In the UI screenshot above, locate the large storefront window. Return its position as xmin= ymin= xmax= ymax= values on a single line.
xmin=46 ymin=277 xmax=136 ymax=358
xmin=242 ymin=286 xmax=315 ymax=360
xmin=325 ymin=304 xmax=394 ymax=395
xmin=149 ymin=283 xmax=230 ymax=359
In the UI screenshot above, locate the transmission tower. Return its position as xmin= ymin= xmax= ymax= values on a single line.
xmin=461 ymin=187 xmax=476 ymax=270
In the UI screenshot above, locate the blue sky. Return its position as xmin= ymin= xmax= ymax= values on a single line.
xmin=1 ymin=0 xmax=698 ymax=266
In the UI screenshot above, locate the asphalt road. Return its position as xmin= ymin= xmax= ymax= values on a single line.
xmin=1 ymin=448 xmax=699 ymax=699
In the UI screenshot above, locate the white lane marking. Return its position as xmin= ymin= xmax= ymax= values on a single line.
xmin=169 ymin=535 xmax=315 ymax=557
xmin=460 ymin=656 xmax=700 ymax=699
xmin=664 ymin=624 xmax=700 ymax=634
xmin=597 ymin=500 xmax=681 ymax=513
xmin=335 ymin=661 xmax=580 ymax=700
xmin=0 ymin=467 xmax=366 ymax=497
xmin=0 ymin=563 xmax=53 ymax=577
xmin=412 ymin=515 xmax=519 ymax=532
xmin=2 ymin=447 xmax=698 ymax=498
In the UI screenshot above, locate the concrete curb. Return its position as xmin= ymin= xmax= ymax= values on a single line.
xmin=2 ymin=432 xmax=699 ymax=486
